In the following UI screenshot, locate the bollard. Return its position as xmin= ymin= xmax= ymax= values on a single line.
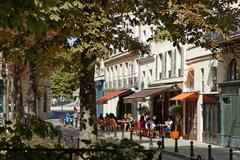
xmin=122 ymin=128 xmax=124 ymax=139
xmin=69 ymin=152 xmax=73 ymax=160
xmin=63 ymin=136 xmax=66 ymax=147
xmin=130 ymin=129 xmax=133 ymax=140
xmin=229 ymin=148 xmax=233 ymax=160
xmin=149 ymin=127 xmax=153 ymax=147
xmin=71 ymin=135 xmax=73 ymax=143
xmin=190 ymin=141 xmax=195 ymax=158
xmin=58 ymin=136 xmax=61 ymax=143
xmin=114 ymin=127 xmax=117 ymax=137
xmin=174 ymin=139 xmax=178 ymax=152
xmin=162 ymin=136 xmax=165 ymax=149
xmin=159 ymin=150 xmax=162 ymax=160
xmin=107 ymin=126 xmax=110 ymax=136
xmin=208 ymin=145 xmax=212 ymax=160
xmin=77 ymin=138 xmax=80 ymax=149
xmin=149 ymin=136 xmax=153 ymax=147
xmin=139 ymin=129 xmax=142 ymax=141
xmin=157 ymin=141 xmax=162 ymax=148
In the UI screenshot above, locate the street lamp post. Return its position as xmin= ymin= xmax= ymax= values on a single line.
xmin=60 ymin=92 xmax=64 ymax=123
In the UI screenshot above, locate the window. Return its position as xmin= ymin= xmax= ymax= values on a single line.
xmin=211 ymin=67 xmax=217 ymax=92
xmin=179 ymin=47 xmax=184 ymax=76
xmin=159 ymin=72 xmax=162 ymax=79
xmin=149 ymin=69 xmax=152 ymax=77
xmin=159 ymin=54 xmax=163 ymax=80
xmin=113 ymin=48 xmax=117 ymax=55
xmin=163 ymin=52 xmax=167 ymax=78
xmin=168 ymin=70 xmax=172 ymax=78
xmin=168 ymin=50 xmax=172 ymax=78
xmin=201 ymin=68 xmax=204 ymax=92
xmin=172 ymin=49 xmax=176 ymax=76
xmin=222 ymin=97 xmax=231 ymax=104
xmin=227 ymin=58 xmax=240 ymax=80
xmin=142 ymin=71 xmax=145 ymax=77
xmin=178 ymin=68 xmax=182 ymax=77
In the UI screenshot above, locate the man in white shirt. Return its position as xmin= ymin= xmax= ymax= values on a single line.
xmin=145 ymin=117 xmax=156 ymax=130
xmin=165 ymin=117 xmax=173 ymax=132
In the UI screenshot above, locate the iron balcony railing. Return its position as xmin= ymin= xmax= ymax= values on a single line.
xmin=105 ymin=74 xmax=139 ymax=90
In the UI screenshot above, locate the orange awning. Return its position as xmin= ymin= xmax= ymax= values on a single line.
xmin=170 ymin=92 xmax=198 ymax=101
xmin=96 ymin=89 xmax=130 ymax=105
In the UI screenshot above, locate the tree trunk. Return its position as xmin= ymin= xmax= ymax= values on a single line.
xmin=79 ymin=52 xmax=97 ymax=148
xmin=27 ymin=61 xmax=37 ymax=115
xmin=12 ymin=64 xmax=23 ymax=123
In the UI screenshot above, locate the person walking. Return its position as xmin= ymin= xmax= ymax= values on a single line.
xmin=73 ymin=107 xmax=79 ymax=127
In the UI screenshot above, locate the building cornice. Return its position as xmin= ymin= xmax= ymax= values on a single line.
xmin=104 ymin=51 xmax=138 ymax=66
xmin=186 ymin=54 xmax=213 ymax=65
xmin=138 ymin=54 xmax=155 ymax=65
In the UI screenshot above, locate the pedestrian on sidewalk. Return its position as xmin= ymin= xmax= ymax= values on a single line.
xmin=73 ymin=107 xmax=79 ymax=127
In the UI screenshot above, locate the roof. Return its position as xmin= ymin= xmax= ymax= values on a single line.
xmin=96 ymin=89 xmax=130 ymax=105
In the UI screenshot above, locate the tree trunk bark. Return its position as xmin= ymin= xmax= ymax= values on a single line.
xmin=79 ymin=52 xmax=97 ymax=148
xmin=12 ymin=64 xmax=23 ymax=123
xmin=27 ymin=61 xmax=37 ymax=115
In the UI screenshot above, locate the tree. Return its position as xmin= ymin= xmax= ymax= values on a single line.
xmin=57 ymin=0 xmax=239 ymax=147
xmin=0 ymin=0 xmax=65 ymax=121
xmin=0 ymin=0 xmax=239 ymax=147
xmin=51 ymin=51 xmax=79 ymax=99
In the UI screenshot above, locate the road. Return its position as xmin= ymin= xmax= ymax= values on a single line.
xmin=61 ymin=126 xmax=79 ymax=138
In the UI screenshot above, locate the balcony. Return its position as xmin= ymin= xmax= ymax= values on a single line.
xmin=104 ymin=74 xmax=139 ymax=90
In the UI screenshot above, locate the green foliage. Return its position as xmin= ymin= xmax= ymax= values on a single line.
xmin=82 ymin=139 xmax=153 ymax=160
xmin=136 ymin=105 xmax=150 ymax=116
xmin=168 ymin=104 xmax=182 ymax=119
xmin=0 ymin=114 xmax=62 ymax=159
xmin=51 ymin=51 xmax=79 ymax=99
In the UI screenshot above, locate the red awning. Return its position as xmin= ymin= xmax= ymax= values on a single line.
xmin=96 ymin=89 xmax=130 ymax=105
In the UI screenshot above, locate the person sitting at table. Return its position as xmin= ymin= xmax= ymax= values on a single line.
xmin=127 ymin=113 xmax=134 ymax=130
xmin=144 ymin=117 xmax=156 ymax=137
xmin=137 ymin=115 xmax=145 ymax=134
xmin=98 ymin=113 xmax=104 ymax=120
xmin=164 ymin=117 xmax=173 ymax=136
xmin=123 ymin=113 xmax=128 ymax=131
xmin=152 ymin=115 xmax=159 ymax=130
xmin=145 ymin=117 xmax=156 ymax=130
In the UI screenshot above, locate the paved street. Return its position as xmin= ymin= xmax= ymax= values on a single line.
xmin=48 ymin=119 xmax=240 ymax=160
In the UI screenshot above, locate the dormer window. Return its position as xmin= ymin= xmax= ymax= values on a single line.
xmin=227 ymin=58 xmax=240 ymax=80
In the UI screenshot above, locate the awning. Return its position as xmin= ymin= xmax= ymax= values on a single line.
xmin=96 ymin=89 xmax=130 ymax=105
xmin=124 ymin=85 xmax=177 ymax=103
xmin=170 ymin=92 xmax=198 ymax=101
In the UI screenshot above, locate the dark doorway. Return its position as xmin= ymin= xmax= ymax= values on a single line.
xmin=185 ymin=100 xmax=197 ymax=140
xmin=202 ymin=102 xmax=221 ymax=145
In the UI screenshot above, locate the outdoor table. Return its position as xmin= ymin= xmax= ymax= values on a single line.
xmin=157 ymin=124 xmax=167 ymax=136
xmin=117 ymin=120 xmax=129 ymax=131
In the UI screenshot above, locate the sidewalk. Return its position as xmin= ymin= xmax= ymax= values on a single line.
xmin=99 ymin=130 xmax=240 ymax=160
xmin=48 ymin=120 xmax=240 ymax=160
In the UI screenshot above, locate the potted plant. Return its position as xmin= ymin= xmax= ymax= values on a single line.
xmin=168 ymin=104 xmax=182 ymax=139
xmin=136 ymin=105 xmax=150 ymax=117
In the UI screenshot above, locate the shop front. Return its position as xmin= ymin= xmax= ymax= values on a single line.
xmin=96 ymin=89 xmax=134 ymax=119
xmin=219 ymin=81 xmax=240 ymax=148
xmin=124 ymin=84 xmax=181 ymax=124
xmin=170 ymin=91 xmax=199 ymax=140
